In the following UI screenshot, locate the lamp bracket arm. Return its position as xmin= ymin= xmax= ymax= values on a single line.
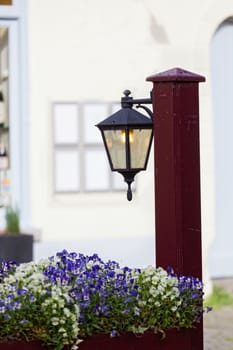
xmin=121 ymin=90 xmax=153 ymax=119
xmin=129 ymin=97 xmax=152 ymax=105
xmin=121 ymin=90 xmax=152 ymax=106
xmin=135 ymin=104 xmax=153 ymax=120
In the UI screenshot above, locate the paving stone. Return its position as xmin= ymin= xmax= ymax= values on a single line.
xmin=204 ymin=279 xmax=233 ymax=350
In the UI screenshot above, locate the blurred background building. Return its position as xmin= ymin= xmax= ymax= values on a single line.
xmin=0 ymin=0 xmax=233 ymax=294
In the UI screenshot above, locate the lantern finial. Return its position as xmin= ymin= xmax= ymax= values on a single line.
xmin=127 ymin=183 xmax=132 ymax=201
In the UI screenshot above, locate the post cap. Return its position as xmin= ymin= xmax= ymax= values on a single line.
xmin=146 ymin=67 xmax=205 ymax=83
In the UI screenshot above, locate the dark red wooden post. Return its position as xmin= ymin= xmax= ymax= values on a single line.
xmin=147 ymin=67 xmax=205 ymax=350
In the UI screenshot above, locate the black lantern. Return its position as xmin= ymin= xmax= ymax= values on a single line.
xmin=96 ymin=90 xmax=153 ymax=201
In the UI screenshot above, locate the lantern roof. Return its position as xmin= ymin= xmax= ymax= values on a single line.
xmin=96 ymin=107 xmax=153 ymax=129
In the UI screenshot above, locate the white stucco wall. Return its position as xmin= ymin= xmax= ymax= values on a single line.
xmin=23 ymin=0 xmax=233 ymax=294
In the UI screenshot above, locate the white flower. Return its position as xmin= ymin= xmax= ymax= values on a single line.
xmin=0 ymin=305 xmax=6 ymax=313
xmin=157 ymin=285 xmax=165 ymax=293
xmin=86 ymin=260 xmax=94 ymax=269
xmin=71 ymin=346 xmax=78 ymax=350
xmin=74 ymin=304 xmax=80 ymax=316
xmin=51 ymin=317 xmax=60 ymax=326
xmin=58 ymin=299 xmax=65 ymax=308
xmin=37 ymin=258 xmax=50 ymax=266
xmin=152 ymin=276 xmax=159 ymax=284
xmin=149 ymin=286 xmax=157 ymax=296
xmin=58 ymin=327 xmax=66 ymax=333
xmin=143 ymin=266 xmax=155 ymax=276
xmin=63 ymin=307 xmax=71 ymax=317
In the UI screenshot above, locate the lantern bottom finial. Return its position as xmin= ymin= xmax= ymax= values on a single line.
xmin=127 ymin=183 xmax=132 ymax=201
xmin=120 ymin=171 xmax=137 ymax=201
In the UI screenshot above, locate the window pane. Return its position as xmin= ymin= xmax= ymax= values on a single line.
xmin=55 ymin=150 xmax=79 ymax=191
xmin=53 ymin=104 xmax=78 ymax=144
xmin=84 ymin=104 xmax=108 ymax=143
xmin=85 ymin=149 xmax=109 ymax=190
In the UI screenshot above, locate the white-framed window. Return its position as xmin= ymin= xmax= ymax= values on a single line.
xmin=0 ymin=20 xmax=21 ymax=207
xmin=0 ymin=11 xmax=30 ymax=228
xmin=52 ymin=102 xmax=129 ymax=194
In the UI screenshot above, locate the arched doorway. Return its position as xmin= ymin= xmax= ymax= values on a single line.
xmin=210 ymin=18 xmax=233 ymax=278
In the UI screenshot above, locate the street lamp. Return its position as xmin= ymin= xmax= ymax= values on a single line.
xmin=96 ymin=90 xmax=153 ymax=201
xmin=96 ymin=67 xmax=205 ymax=350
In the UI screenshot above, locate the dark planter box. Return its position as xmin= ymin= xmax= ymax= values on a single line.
xmin=0 ymin=233 xmax=33 ymax=263
xmin=0 ymin=328 xmax=203 ymax=350
xmin=0 ymin=341 xmax=44 ymax=350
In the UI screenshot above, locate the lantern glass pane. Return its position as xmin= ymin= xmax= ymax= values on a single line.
xmin=130 ymin=129 xmax=152 ymax=169
xmin=103 ymin=130 xmax=126 ymax=169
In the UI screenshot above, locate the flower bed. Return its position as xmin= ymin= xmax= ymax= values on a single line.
xmin=0 ymin=250 xmax=210 ymax=349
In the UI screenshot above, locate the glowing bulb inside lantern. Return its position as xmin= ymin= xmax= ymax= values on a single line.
xmin=121 ymin=130 xmax=134 ymax=143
